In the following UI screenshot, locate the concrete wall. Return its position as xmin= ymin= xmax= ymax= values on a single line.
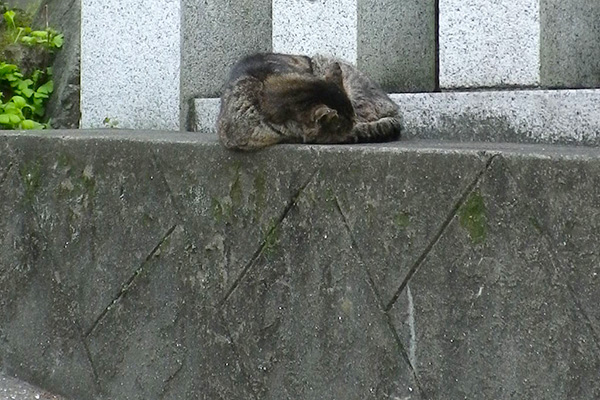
xmin=1 ymin=131 xmax=600 ymax=399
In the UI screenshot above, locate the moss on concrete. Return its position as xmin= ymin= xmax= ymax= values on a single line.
xmin=459 ymin=190 xmax=487 ymax=244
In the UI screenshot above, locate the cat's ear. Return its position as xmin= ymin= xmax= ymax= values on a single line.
xmin=314 ymin=106 xmax=339 ymax=125
xmin=324 ymin=62 xmax=344 ymax=87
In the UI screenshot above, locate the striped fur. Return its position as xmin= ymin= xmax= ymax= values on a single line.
xmin=218 ymin=53 xmax=401 ymax=150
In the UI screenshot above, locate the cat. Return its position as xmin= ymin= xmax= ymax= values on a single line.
xmin=217 ymin=52 xmax=402 ymax=151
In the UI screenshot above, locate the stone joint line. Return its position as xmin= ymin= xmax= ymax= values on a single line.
xmin=85 ymin=224 xmax=178 ymax=337
xmin=384 ymin=152 xmax=500 ymax=312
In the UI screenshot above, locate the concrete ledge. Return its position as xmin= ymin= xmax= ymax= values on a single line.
xmin=1 ymin=131 xmax=600 ymax=399
xmin=194 ymin=89 xmax=600 ymax=146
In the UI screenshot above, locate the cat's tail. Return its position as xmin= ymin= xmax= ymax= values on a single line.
xmin=352 ymin=116 xmax=402 ymax=143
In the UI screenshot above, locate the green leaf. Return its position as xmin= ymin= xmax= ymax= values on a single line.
xmin=20 ymin=36 xmax=36 ymax=45
xmin=2 ymin=102 xmax=22 ymax=115
xmin=3 ymin=10 xmax=16 ymax=28
xmin=0 ymin=113 xmax=22 ymax=125
xmin=31 ymin=30 xmax=49 ymax=38
xmin=0 ymin=63 xmax=18 ymax=75
xmin=19 ymin=87 xmax=35 ymax=98
xmin=51 ymin=34 xmax=64 ymax=48
xmin=20 ymin=119 xmax=44 ymax=130
xmin=37 ymin=80 xmax=54 ymax=95
xmin=11 ymin=96 xmax=27 ymax=108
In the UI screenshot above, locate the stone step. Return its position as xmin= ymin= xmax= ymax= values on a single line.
xmin=193 ymin=88 xmax=600 ymax=146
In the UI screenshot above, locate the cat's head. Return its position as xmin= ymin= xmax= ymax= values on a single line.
xmin=312 ymin=62 xmax=355 ymax=135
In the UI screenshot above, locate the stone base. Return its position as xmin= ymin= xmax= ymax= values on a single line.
xmin=194 ymin=89 xmax=600 ymax=146
xmin=1 ymin=130 xmax=600 ymax=399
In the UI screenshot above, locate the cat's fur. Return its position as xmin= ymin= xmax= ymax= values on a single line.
xmin=217 ymin=53 xmax=402 ymax=150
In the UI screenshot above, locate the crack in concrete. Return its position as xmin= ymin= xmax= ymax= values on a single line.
xmin=218 ymin=310 xmax=261 ymax=400
xmin=218 ymin=168 xmax=320 ymax=307
xmin=502 ymin=159 xmax=600 ymax=356
xmin=333 ymin=196 xmax=386 ymax=311
xmin=384 ymin=312 xmax=427 ymax=399
xmin=385 ymin=153 xmax=500 ymax=312
xmin=566 ymin=282 xmax=600 ymax=354
xmin=75 ymin=321 xmax=102 ymax=394
xmin=151 ymin=153 xmax=184 ymax=220
xmin=334 ymin=196 xmax=426 ymax=397
xmin=85 ymin=224 xmax=178 ymax=337
xmin=159 ymin=359 xmax=186 ymax=399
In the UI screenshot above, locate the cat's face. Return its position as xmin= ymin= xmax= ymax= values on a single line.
xmin=314 ymin=105 xmax=354 ymax=136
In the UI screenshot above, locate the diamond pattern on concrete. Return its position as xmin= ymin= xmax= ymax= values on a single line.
xmin=222 ymin=178 xmax=420 ymax=400
xmin=389 ymin=155 xmax=600 ymax=399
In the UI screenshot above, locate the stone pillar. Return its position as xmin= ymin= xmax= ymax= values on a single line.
xmin=439 ymin=0 xmax=540 ymax=89
xmin=80 ymin=0 xmax=181 ymax=130
xmin=540 ymin=0 xmax=600 ymax=88
xmin=181 ymin=0 xmax=272 ymax=128
xmin=273 ymin=0 xmax=358 ymax=64
xmin=357 ymin=0 xmax=437 ymax=92
xmin=439 ymin=0 xmax=600 ymax=89
xmin=273 ymin=0 xmax=437 ymax=92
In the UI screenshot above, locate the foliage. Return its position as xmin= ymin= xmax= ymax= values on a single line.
xmin=0 ymin=5 xmax=62 ymax=130
xmin=0 ymin=61 xmax=52 ymax=129
xmin=3 ymin=10 xmax=63 ymax=51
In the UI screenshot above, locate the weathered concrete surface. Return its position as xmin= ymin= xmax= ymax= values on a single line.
xmin=1 ymin=130 xmax=600 ymax=400
xmin=1 ymin=373 xmax=68 ymax=399
xmin=35 ymin=0 xmax=81 ymax=129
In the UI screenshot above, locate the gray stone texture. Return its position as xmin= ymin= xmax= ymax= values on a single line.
xmin=273 ymin=0 xmax=357 ymax=64
xmin=540 ymin=0 xmax=600 ymax=88
xmin=1 ymin=373 xmax=68 ymax=400
xmin=80 ymin=0 xmax=181 ymax=130
xmin=390 ymin=154 xmax=600 ymax=399
xmin=439 ymin=0 xmax=540 ymax=88
xmin=34 ymin=0 xmax=81 ymax=129
xmin=1 ymin=130 xmax=600 ymax=400
xmin=357 ymin=0 xmax=437 ymax=92
xmin=391 ymin=89 xmax=600 ymax=145
xmin=193 ymin=89 xmax=600 ymax=146
xmin=192 ymin=98 xmax=220 ymax=134
xmin=181 ymin=0 xmax=272 ymax=127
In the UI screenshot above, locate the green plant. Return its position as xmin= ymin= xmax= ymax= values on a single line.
xmin=0 ymin=6 xmax=62 ymax=130
xmin=0 ymin=62 xmax=52 ymax=129
xmin=3 ymin=10 xmax=63 ymax=51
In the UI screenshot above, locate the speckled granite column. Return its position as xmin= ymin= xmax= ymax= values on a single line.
xmin=540 ymin=0 xmax=600 ymax=88
xmin=181 ymin=0 xmax=272 ymax=128
xmin=80 ymin=0 xmax=181 ymax=130
xmin=439 ymin=0 xmax=540 ymax=88
xmin=357 ymin=0 xmax=437 ymax=92
xmin=273 ymin=0 xmax=358 ymax=63
xmin=440 ymin=0 xmax=600 ymax=89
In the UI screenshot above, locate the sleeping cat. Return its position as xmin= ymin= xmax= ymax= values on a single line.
xmin=217 ymin=52 xmax=402 ymax=150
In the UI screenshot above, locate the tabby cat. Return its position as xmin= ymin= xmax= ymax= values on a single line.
xmin=217 ymin=53 xmax=402 ymax=150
